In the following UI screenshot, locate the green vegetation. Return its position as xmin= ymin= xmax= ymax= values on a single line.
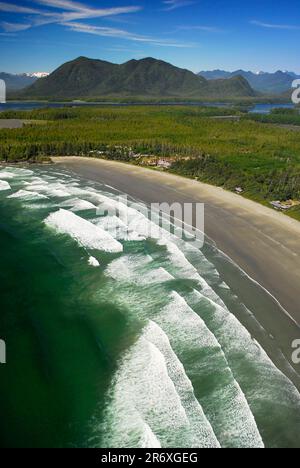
xmin=18 ymin=56 xmax=256 ymax=100
xmin=244 ymin=108 xmax=300 ymax=126
xmin=1 ymin=105 xmax=300 ymax=220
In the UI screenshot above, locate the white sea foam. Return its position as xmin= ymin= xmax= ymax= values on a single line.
xmin=8 ymin=190 xmax=48 ymax=201
xmin=3 ymin=167 xmax=34 ymax=178
xmin=157 ymin=292 xmax=264 ymax=448
xmin=84 ymin=194 xmax=217 ymax=298
xmin=95 ymin=216 xmax=144 ymax=242
xmin=21 ymin=202 xmax=50 ymax=210
xmin=101 ymin=339 xmax=188 ymax=448
xmin=64 ymin=186 xmax=95 ymax=198
xmin=0 ymin=180 xmax=11 ymax=191
xmin=45 ymin=209 xmax=123 ymax=253
xmin=144 ymin=321 xmax=220 ymax=447
xmin=92 ymin=195 xmax=224 ymax=304
xmin=180 ymin=241 xmax=223 ymax=285
xmin=0 ymin=171 xmax=15 ymax=180
xmin=86 ymin=193 xmax=148 ymax=228
xmin=23 ymin=184 xmax=47 ymax=190
xmin=101 ymin=321 xmax=220 ymax=448
xmin=106 ymin=255 xmax=173 ymax=285
xmin=103 ymin=252 xmax=264 ymax=448
xmin=59 ymin=198 xmax=97 ymax=212
xmin=25 ymin=177 xmax=48 ymax=185
xmin=191 ymin=289 xmax=300 ymax=410
xmin=25 ymin=183 xmax=71 ymax=198
xmin=140 ymin=422 xmax=161 ymax=449
xmin=88 ymin=256 xmax=100 ymax=267
xmin=7 ymin=168 xmax=34 ymax=177
xmin=219 ymin=282 xmax=230 ymax=290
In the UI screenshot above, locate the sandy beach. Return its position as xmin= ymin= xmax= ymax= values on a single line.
xmin=54 ymin=156 xmax=300 ymax=329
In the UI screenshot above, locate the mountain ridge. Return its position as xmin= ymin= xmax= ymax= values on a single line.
xmin=0 ymin=72 xmax=37 ymax=91
xmin=198 ymin=69 xmax=300 ymax=94
xmin=0 ymin=72 xmax=50 ymax=91
xmin=17 ymin=56 xmax=256 ymax=100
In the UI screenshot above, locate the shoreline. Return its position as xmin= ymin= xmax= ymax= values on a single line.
xmin=53 ymin=156 xmax=300 ymax=328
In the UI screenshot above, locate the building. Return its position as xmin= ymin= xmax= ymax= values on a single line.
xmin=157 ymin=159 xmax=173 ymax=169
xmin=270 ymin=201 xmax=292 ymax=211
xmin=235 ymin=187 xmax=244 ymax=194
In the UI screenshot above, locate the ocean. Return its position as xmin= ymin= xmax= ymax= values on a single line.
xmin=0 ymin=165 xmax=300 ymax=448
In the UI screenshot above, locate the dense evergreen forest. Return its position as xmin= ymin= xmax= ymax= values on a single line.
xmin=1 ymin=105 xmax=300 ymax=219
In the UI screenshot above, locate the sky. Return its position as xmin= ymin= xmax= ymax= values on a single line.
xmin=0 ymin=0 xmax=299 ymax=74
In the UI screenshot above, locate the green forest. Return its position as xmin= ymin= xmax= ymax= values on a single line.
xmin=244 ymin=108 xmax=300 ymax=126
xmin=1 ymin=105 xmax=300 ymax=219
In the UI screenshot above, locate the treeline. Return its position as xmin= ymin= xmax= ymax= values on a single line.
xmin=1 ymin=106 xmax=300 ymax=217
xmin=0 ymin=105 xmax=243 ymax=121
xmin=171 ymin=157 xmax=300 ymax=201
xmin=244 ymin=108 xmax=300 ymax=126
xmin=0 ymin=108 xmax=82 ymax=120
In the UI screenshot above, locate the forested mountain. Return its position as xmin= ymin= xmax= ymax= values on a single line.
xmin=19 ymin=56 xmax=256 ymax=99
xmin=198 ymin=69 xmax=300 ymax=94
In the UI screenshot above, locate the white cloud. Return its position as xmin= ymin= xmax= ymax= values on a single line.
xmin=163 ymin=0 xmax=196 ymax=11
xmin=0 ymin=1 xmax=142 ymax=22
xmin=178 ymin=25 xmax=223 ymax=33
xmin=35 ymin=0 xmax=92 ymax=11
xmin=0 ymin=0 xmax=195 ymax=49
xmin=0 ymin=1 xmax=143 ymax=33
xmin=0 ymin=2 xmax=44 ymax=14
xmin=63 ymin=21 xmax=196 ymax=47
xmin=0 ymin=21 xmax=32 ymax=32
xmin=34 ymin=0 xmax=142 ymax=20
xmin=250 ymin=20 xmax=299 ymax=30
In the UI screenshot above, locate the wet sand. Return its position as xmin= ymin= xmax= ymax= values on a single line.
xmin=53 ymin=156 xmax=300 ymax=329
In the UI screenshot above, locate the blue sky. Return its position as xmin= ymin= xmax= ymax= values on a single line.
xmin=0 ymin=0 xmax=299 ymax=74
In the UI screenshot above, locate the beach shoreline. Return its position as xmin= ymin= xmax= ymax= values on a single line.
xmin=53 ymin=156 xmax=300 ymax=328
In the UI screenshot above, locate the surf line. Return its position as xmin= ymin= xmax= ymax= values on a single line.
xmin=101 ymin=453 xmax=136 ymax=466
xmin=0 ymin=339 xmax=6 ymax=364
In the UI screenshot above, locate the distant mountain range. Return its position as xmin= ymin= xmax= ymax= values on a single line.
xmin=0 ymin=72 xmax=49 ymax=91
xmin=198 ymin=70 xmax=300 ymax=94
xmin=3 ymin=62 xmax=298 ymax=97
xmin=16 ymin=56 xmax=256 ymax=100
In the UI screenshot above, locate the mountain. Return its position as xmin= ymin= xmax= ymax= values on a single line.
xmin=0 ymin=73 xmax=38 ymax=91
xmin=198 ymin=70 xmax=230 ymax=80
xmin=27 ymin=72 xmax=49 ymax=79
xmin=198 ymin=69 xmax=300 ymax=94
xmin=19 ymin=56 xmax=256 ymax=100
xmin=0 ymin=72 xmax=49 ymax=91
